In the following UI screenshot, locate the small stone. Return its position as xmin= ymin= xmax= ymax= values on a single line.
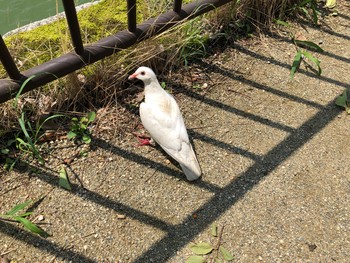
xmin=117 ymin=214 xmax=126 ymax=219
xmin=202 ymin=83 xmax=208 ymax=89
xmin=37 ymin=215 xmax=45 ymax=221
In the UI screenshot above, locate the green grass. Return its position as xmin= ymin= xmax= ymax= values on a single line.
xmin=0 ymin=200 xmax=50 ymax=237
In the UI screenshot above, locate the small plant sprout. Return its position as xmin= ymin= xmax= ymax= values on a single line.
xmin=290 ymin=0 xmax=320 ymax=25
xmin=186 ymin=223 xmax=234 ymax=263
xmin=59 ymin=167 xmax=72 ymax=190
xmin=274 ymin=18 xmax=324 ymax=79
xmin=0 ymin=200 xmax=50 ymax=237
xmin=67 ymin=111 xmax=96 ymax=144
xmin=290 ymin=40 xmax=323 ymax=79
xmin=12 ymin=74 xmax=63 ymax=165
xmin=335 ymin=90 xmax=350 ymax=113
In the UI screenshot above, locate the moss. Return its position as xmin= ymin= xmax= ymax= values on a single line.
xmin=0 ymin=0 xmax=147 ymax=77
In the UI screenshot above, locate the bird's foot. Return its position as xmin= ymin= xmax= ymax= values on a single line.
xmin=132 ymin=132 xmax=155 ymax=147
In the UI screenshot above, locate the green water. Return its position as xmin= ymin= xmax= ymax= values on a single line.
xmin=0 ymin=0 xmax=94 ymax=35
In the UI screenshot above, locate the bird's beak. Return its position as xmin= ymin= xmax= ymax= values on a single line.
xmin=128 ymin=73 xmax=138 ymax=80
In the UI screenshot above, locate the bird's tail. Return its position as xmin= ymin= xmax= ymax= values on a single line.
xmin=179 ymin=144 xmax=201 ymax=181
xmin=180 ymin=163 xmax=201 ymax=181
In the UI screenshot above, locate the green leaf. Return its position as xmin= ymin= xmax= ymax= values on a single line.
xmin=16 ymin=212 xmax=33 ymax=217
xmin=311 ymin=6 xmax=318 ymax=25
xmin=290 ymin=50 xmax=302 ymax=79
xmin=59 ymin=167 xmax=71 ymax=190
xmin=215 ymin=258 xmax=223 ymax=263
xmin=5 ymin=200 xmax=32 ymax=215
xmin=87 ymin=111 xmax=96 ymax=123
xmin=274 ymin=19 xmax=289 ymax=27
xmin=186 ymin=255 xmax=205 ymax=263
xmin=67 ymin=131 xmax=77 ymax=140
xmin=190 ymin=242 xmax=213 ymax=255
xmin=80 ymin=117 xmax=88 ymax=123
xmin=302 ymin=50 xmax=321 ymax=75
xmin=1 ymin=148 xmax=10 ymax=154
xmin=82 ymin=134 xmax=91 ymax=144
xmin=219 ymin=246 xmax=234 ymax=261
xmin=335 ymin=90 xmax=348 ymax=108
xmin=325 ymin=0 xmax=336 ymax=8
xmin=300 ymin=7 xmax=309 ymax=17
xmin=298 ymin=0 xmax=311 ymax=7
xmin=14 ymin=216 xmax=49 ymax=237
xmin=294 ymin=40 xmax=324 ymax=52
xmin=211 ymin=223 xmax=218 ymax=237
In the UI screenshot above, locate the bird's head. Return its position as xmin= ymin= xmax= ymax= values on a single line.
xmin=128 ymin=66 xmax=157 ymax=84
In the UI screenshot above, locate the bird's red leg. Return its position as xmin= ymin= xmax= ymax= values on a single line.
xmin=132 ymin=132 xmax=154 ymax=146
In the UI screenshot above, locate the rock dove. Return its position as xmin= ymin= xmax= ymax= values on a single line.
xmin=128 ymin=66 xmax=201 ymax=181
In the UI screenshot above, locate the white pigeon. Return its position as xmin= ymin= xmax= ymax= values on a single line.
xmin=128 ymin=66 xmax=201 ymax=181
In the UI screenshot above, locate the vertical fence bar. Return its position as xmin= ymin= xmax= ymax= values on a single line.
xmin=127 ymin=0 xmax=137 ymax=32
xmin=62 ymin=0 xmax=85 ymax=56
xmin=173 ymin=0 xmax=183 ymax=13
xmin=0 ymin=35 xmax=22 ymax=80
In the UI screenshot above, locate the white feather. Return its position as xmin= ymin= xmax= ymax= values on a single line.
xmin=129 ymin=67 xmax=201 ymax=181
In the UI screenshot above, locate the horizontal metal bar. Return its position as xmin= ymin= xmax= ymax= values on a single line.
xmin=62 ymin=0 xmax=85 ymax=56
xmin=0 ymin=0 xmax=233 ymax=103
xmin=0 ymin=35 xmax=22 ymax=80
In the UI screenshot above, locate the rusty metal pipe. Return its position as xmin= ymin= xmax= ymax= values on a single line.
xmin=0 ymin=0 xmax=233 ymax=103
xmin=62 ymin=0 xmax=85 ymax=56
xmin=173 ymin=0 xmax=183 ymax=13
xmin=0 ymin=35 xmax=22 ymax=81
xmin=127 ymin=0 xmax=137 ymax=33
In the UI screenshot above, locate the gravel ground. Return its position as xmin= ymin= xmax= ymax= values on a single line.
xmin=1 ymin=2 xmax=350 ymax=262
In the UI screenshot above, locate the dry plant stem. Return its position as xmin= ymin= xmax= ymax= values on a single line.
xmin=211 ymin=224 xmax=225 ymax=263
xmin=145 ymin=169 xmax=157 ymax=183
xmin=0 ymin=249 xmax=16 ymax=256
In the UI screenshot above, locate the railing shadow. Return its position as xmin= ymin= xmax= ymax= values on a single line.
xmin=133 ymin=99 xmax=341 ymax=262
xmin=0 ymin=220 xmax=97 ymax=263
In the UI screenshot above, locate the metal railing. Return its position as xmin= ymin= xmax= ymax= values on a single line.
xmin=0 ymin=0 xmax=233 ymax=104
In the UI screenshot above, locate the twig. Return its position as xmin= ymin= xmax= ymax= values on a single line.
xmin=211 ymin=224 xmax=225 ymax=263
xmin=145 ymin=169 xmax=157 ymax=183
xmin=0 ymin=249 xmax=16 ymax=256
xmin=81 ymin=232 xmax=96 ymax=239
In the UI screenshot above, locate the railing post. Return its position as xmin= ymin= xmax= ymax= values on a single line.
xmin=127 ymin=0 xmax=137 ymax=33
xmin=173 ymin=0 xmax=183 ymax=13
xmin=0 ymin=35 xmax=22 ymax=80
xmin=62 ymin=0 xmax=85 ymax=56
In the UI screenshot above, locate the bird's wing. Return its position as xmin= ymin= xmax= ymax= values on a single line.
xmin=140 ymin=95 xmax=188 ymax=151
xmin=140 ymin=96 xmax=201 ymax=180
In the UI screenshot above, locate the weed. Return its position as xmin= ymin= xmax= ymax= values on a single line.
xmin=67 ymin=111 xmax=96 ymax=144
xmin=0 ymin=200 xmax=50 ymax=237
xmin=289 ymin=0 xmax=320 ymax=24
xmin=9 ymin=75 xmax=63 ymax=165
xmin=274 ymin=18 xmax=324 ymax=79
xmin=59 ymin=166 xmax=72 ymax=190
xmin=186 ymin=223 xmax=234 ymax=263
xmin=178 ymin=17 xmax=210 ymax=66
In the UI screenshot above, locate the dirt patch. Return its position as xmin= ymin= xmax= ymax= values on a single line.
xmin=1 ymin=1 xmax=350 ymax=262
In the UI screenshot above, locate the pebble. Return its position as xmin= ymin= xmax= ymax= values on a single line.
xmin=117 ymin=214 xmax=126 ymax=219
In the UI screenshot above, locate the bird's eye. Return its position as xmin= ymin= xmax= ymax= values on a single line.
xmin=140 ymin=71 xmax=145 ymax=76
